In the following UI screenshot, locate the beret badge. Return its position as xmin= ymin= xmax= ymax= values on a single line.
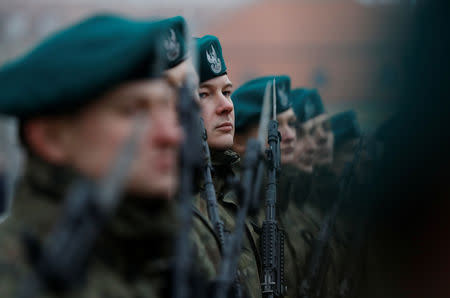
xmin=164 ymin=28 xmax=180 ymax=62
xmin=206 ymin=44 xmax=222 ymax=74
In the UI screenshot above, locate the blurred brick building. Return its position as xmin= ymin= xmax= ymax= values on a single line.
xmin=0 ymin=0 xmax=412 ymax=127
xmin=199 ymin=0 xmax=412 ymax=126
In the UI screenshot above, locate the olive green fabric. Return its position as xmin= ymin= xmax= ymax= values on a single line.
xmin=290 ymin=88 xmax=325 ymax=124
xmin=0 ymin=14 xmax=187 ymax=118
xmin=276 ymin=164 xmax=349 ymax=298
xmin=0 ymin=155 xmax=178 ymax=297
xmin=330 ymin=110 xmax=361 ymax=147
xmin=233 ymin=75 xmax=291 ymax=132
xmin=191 ymin=149 xmax=262 ymax=298
xmin=195 ymin=35 xmax=227 ymax=84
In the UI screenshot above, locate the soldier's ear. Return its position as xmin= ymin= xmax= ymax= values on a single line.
xmin=23 ymin=118 xmax=70 ymax=165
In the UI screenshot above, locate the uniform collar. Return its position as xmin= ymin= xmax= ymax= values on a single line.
xmin=210 ymin=149 xmax=240 ymax=207
xmin=15 ymin=155 xmax=176 ymax=274
xmin=222 ymin=189 xmax=239 ymax=207
xmin=210 ymin=149 xmax=240 ymax=167
xmin=19 ymin=154 xmax=77 ymax=203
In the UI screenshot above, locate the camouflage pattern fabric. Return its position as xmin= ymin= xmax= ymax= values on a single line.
xmin=191 ymin=149 xmax=262 ymax=298
xmin=191 ymin=196 xmax=222 ymax=279
xmin=0 ymin=155 xmax=176 ymax=298
xmin=277 ymin=164 xmax=346 ymax=298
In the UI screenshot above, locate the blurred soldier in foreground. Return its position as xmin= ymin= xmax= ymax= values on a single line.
xmin=0 ymin=14 xmax=189 ymax=297
xmin=191 ymin=35 xmax=261 ymax=297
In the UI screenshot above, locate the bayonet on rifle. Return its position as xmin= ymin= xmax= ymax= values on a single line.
xmin=260 ymin=79 xmax=286 ymax=298
xmin=214 ymin=81 xmax=273 ymax=298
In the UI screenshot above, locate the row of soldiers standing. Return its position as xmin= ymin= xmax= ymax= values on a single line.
xmin=0 ymin=13 xmax=375 ymax=298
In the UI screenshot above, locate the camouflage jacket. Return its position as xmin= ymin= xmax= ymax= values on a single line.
xmin=192 ymin=149 xmax=262 ymax=298
xmin=277 ymin=165 xmax=348 ymax=298
xmin=0 ymin=156 xmax=179 ymax=298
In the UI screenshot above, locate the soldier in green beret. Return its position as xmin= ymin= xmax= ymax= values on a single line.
xmin=232 ymin=75 xmax=305 ymax=298
xmin=191 ymin=34 xmax=261 ymax=297
xmin=292 ymin=89 xmax=333 ymax=170
xmin=285 ymin=88 xmax=357 ymax=298
xmin=0 ymin=14 xmax=196 ymax=298
xmin=232 ymin=75 xmax=297 ymax=165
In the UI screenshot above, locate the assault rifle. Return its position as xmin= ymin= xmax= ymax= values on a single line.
xmin=200 ymin=119 xmax=226 ymax=250
xmin=213 ymin=81 xmax=272 ymax=298
xmin=260 ymin=79 xmax=286 ymax=298
xmin=173 ymin=81 xmax=204 ymax=298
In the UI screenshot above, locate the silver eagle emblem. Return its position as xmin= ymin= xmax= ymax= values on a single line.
xmin=164 ymin=29 xmax=180 ymax=62
xmin=206 ymin=44 xmax=222 ymax=74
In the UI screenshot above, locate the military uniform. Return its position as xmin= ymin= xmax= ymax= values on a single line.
xmin=231 ymin=75 xmax=297 ymax=297
xmin=0 ymin=14 xmax=201 ymax=298
xmin=192 ymin=149 xmax=262 ymax=298
xmin=275 ymin=88 xmax=345 ymax=297
xmin=0 ymin=156 xmax=175 ymax=297
xmin=191 ymin=35 xmax=262 ymax=297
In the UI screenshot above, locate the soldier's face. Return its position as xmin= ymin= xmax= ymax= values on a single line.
xmin=310 ymin=114 xmax=334 ymax=167
xmin=198 ymin=74 xmax=234 ymax=150
xmin=294 ymin=120 xmax=317 ymax=173
xmin=59 ymin=79 xmax=182 ymax=199
xmin=277 ymin=108 xmax=298 ymax=164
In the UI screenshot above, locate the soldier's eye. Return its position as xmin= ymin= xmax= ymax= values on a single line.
xmin=118 ymin=103 xmax=145 ymax=117
xmin=288 ymin=120 xmax=299 ymax=128
xmin=223 ymin=90 xmax=232 ymax=97
xmin=322 ymin=121 xmax=331 ymax=131
xmin=199 ymin=92 xmax=209 ymax=99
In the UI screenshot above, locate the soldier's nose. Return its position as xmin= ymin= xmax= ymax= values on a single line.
xmin=217 ymin=95 xmax=233 ymax=115
xmin=152 ymin=113 xmax=183 ymax=147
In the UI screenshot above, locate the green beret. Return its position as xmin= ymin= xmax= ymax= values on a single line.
xmin=233 ymin=75 xmax=291 ymax=132
xmin=0 ymin=14 xmax=188 ymax=118
xmin=161 ymin=17 xmax=188 ymax=69
xmin=330 ymin=110 xmax=361 ymax=146
xmin=290 ymin=88 xmax=325 ymax=123
xmin=195 ymin=35 xmax=227 ymax=84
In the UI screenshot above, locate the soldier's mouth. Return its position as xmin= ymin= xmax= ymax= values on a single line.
xmin=281 ymin=147 xmax=294 ymax=154
xmin=216 ymin=122 xmax=233 ymax=132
